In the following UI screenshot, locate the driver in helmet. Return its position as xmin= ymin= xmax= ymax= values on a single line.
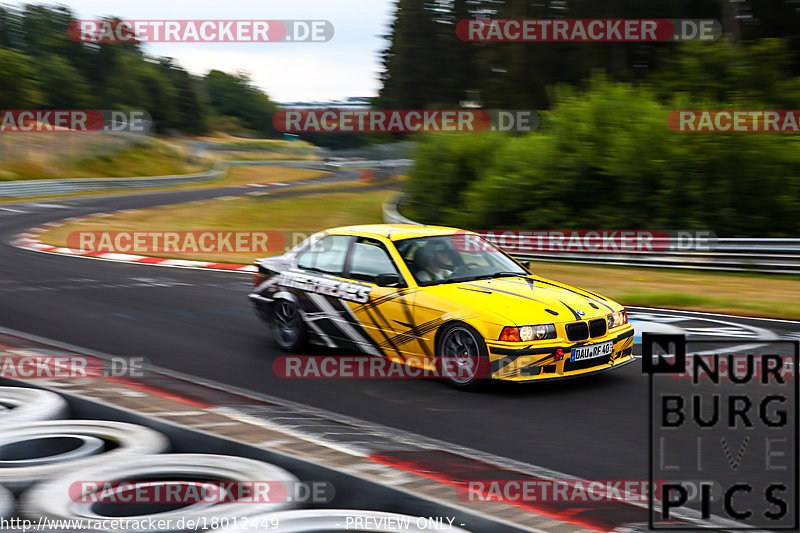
xmin=415 ymin=242 xmax=453 ymax=282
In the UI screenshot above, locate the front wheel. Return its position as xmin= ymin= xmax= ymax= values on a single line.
xmin=271 ymin=299 xmax=307 ymax=351
xmin=436 ymin=322 xmax=491 ymax=391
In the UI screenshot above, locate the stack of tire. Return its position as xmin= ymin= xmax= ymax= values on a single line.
xmin=0 ymin=386 xmax=470 ymax=532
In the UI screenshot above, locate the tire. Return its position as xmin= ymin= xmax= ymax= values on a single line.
xmin=271 ymin=298 xmax=307 ymax=351
xmin=0 ymin=420 xmax=169 ymax=493
xmin=0 ymin=433 xmax=105 ymax=466
xmin=218 ymin=510 xmax=473 ymax=532
xmin=436 ymin=322 xmax=491 ymax=391
xmin=0 ymin=386 xmax=68 ymax=422
xmin=21 ymin=453 xmax=300 ymax=532
xmin=0 ymin=485 xmax=13 ymax=519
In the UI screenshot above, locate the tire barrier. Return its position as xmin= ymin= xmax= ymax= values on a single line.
xmin=0 ymin=484 xmax=13 ymax=519
xmin=0 ymin=385 xmax=486 ymax=532
xmin=0 ymin=386 xmax=68 ymax=423
xmin=0 ymin=420 xmax=170 ymax=492
xmin=220 ymin=510 xmax=472 ymax=532
xmin=0 ymin=434 xmax=105 ymax=466
xmin=21 ymin=453 xmax=300 ymax=532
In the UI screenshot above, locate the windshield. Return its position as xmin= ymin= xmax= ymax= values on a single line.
xmin=394 ymin=234 xmax=528 ymax=286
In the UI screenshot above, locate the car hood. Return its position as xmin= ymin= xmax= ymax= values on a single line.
xmin=424 ymin=276 xmax=619 ymax=325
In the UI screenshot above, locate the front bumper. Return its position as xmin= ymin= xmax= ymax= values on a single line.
xmin=486 ymin=327 xmax=635 ymax=382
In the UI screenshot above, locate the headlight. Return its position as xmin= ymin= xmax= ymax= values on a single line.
xmin=499 ymin=324 xmax=556 ymax=342
xmin=607 ymin=310 xmax=628 ymax=329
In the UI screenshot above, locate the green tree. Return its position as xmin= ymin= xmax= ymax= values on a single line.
xmin=407 ymin=75 xmax=800 ymax=236
xmin=35 ymin=54 xmax=92 ymax=108
xmin=379 ymin=0 xmax=449 ymax=108
xmin=204 ymin=70 xmax=278 ymax=137
xmin=650 ymin=38 xmax=800 ymax=108
xmin=0 ymin=6 xmax=24 ymax=49
xmin=0 ymin=47 xmax=42 ymax=107
xmin=158 ymin=59 xmax=209 ymax=134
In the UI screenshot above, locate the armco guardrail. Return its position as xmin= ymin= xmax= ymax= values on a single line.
xmin=383 ymin=194 xmax=800 ymax=274
xmin=382 ymin=194 xmax=420 ymax=225
xmin=511 ymin=242 xmax=800 ymax=275
xmin=0 ymin=169 xmax=222 ymax=199
xmin=319 ymin=141 xmax=416 ymax=160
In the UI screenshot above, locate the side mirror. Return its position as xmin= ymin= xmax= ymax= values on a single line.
xmin=375 ymin=273 xmax=402 ymax=287
xmin=525 ymin=261 xmax=535 ymax=273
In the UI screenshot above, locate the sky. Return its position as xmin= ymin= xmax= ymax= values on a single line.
xmin=8 ymin=0 xmax=396 ymax=102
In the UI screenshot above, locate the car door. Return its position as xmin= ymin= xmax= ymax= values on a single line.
xmin=293 ymin=234 xmax=364 ymax=349
xmin=344 ymin=236 xmax=421 ymax=360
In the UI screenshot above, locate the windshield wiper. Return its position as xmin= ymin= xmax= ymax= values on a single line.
xmin=424 ymin=271 xmax=531 ymax=285
xmin=483 ymin=271 xmax=531 ymax=280
xmin=447 ymin=271 xmax=528 ymax=282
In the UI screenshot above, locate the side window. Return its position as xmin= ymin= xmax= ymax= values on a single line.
xmin=296 ymin=235 xmax=351 ymax=275
xmin=348 ymin=238 xmax=400 ymax=283
xmin=395 ymin=240 xmax=423 ymax=280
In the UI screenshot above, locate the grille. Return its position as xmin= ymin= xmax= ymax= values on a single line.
xmin=589 ymin=318 xmax=607 ymax=338
xmin=566 ymin=322 xmax=589 ymax=341
xmin=564 ymin=352 xmax=613 ymax=372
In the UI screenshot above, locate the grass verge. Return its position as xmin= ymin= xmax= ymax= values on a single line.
xmin=0 ymin=138 xmax=204 ymax=180
xmin=531 ymin=262 xmax=800 ymax=320
xmin=0 ymin=134 xmax=323 ymax=203
xmin=0 ymin=161 xmax=329 ymax=204
xmin=39 ymin=184 xmax=399 ymax=265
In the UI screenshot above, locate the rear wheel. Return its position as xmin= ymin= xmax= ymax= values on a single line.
xmin=271 ymin=299 xmax=307 ymax=351
xmin=436 ymin=322 xmax=491 ymax=391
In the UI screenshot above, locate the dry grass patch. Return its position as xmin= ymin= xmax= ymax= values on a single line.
xmin=41 ymin=187 xmax=397 ymax=265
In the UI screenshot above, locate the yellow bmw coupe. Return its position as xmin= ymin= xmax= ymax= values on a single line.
xmin=249 ymin=224 xmax=634 ymax=390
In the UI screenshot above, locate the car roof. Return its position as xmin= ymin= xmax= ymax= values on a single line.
xmin=326 ymin=224 xmax=473 ymax=241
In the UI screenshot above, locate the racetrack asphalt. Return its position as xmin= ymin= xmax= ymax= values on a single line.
xmin=0 ymin=169 xmax=797 ymax=498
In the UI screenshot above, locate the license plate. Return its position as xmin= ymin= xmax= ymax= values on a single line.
xmin=571 ymin=341 xmax=613 ymax=362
